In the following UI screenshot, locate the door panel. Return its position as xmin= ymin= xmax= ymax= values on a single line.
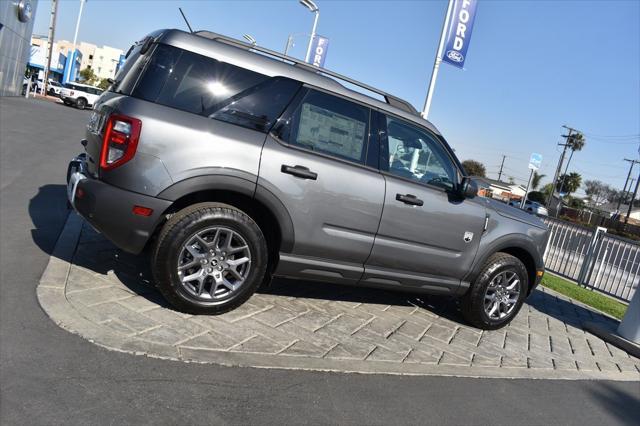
xmin=258 ymin=88 xmax=385 ymax=283
xmin=363 ymin=177 xmax=486 ymax=292
xmin=259 ymin=136 xmax=384 ymax=283
xmin=363 ymin=113 xmax=486 ymax=292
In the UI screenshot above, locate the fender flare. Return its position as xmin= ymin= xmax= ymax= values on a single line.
xmin=463 ymin=233 xmax=543 ymax=289
xmin=157 ymin=173 xmax=295 ymax=253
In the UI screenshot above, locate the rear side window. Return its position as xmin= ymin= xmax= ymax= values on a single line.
xmin=112 ymin=39 xmax=148 ymax=95
xmin=278 ymin=89 xmax=370 ymax=163
xmin=132 ymin=44 xmax=301 ymax=132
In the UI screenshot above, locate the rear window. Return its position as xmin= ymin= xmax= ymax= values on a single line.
xmin=131 ymin=44 xmax=301 ymax=132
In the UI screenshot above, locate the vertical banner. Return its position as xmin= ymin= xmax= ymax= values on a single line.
xmin=441 ymin=0 xmax=479 ymax=69
xmin=309 ymin=35 xmax=330 ymax=68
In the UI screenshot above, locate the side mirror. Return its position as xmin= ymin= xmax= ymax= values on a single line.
xmin=460 ymin=177 xmax=478 ymax=199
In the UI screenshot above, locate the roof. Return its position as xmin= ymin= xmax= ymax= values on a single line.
xmin=153 ymin=29 xmax=442 ymax=136
xmin=471 ymin=176 xmax=515 ymax=191
xmin=66 ymin=82 xmax=101 ymax=89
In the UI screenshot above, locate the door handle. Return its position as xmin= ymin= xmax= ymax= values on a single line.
xmin=281 ymin=165 xmax=318 ymax=180
xmin=396 ymin=193 xmax=424 ymax=206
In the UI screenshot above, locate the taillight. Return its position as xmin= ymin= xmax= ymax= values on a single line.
xmin=100 ymin=114 xmax=142 ymax=171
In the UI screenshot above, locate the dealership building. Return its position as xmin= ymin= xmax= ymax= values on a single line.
xmin=0 ymin=0 xmax=38 ymax=96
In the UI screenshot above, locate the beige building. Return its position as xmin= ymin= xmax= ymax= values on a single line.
xmin=32 ymin=36 xmax=123 ymax=81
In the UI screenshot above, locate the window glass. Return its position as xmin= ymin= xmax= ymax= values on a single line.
xmin=131 ymin=44 xmax=298 ymax=132
xmin=384 ymin=116 xmax=457 ymax=190
xmin=209 ymin=77 xmax=301 ymax=132
xmin=112 ymin=39 xmax=148 ymax=95
xmin=284 ymin=90 xmax=369 ymax=163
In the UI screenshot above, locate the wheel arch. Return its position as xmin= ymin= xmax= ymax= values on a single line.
xmin=151 ymin=175 xmax=295 ymax=271
xmin=464 ymin=235 xmax=543 ymax=296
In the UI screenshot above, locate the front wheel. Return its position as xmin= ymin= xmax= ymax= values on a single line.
xmin=76 ymin=97 xmax=87 ymax=110
xmin=461 ymin=253 xmax=528 ymax=330
xmin=151 ymin=203 xmax=268 ymax=315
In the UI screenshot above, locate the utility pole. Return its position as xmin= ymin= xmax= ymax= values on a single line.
xmin=497 ymin=155 xmax=506 ymax=181
xmin=618 ymin=159 xmax=640 ymax=212
xmin=547 ymin=129 xmax=572 ymax=210
xmin=551 ymin=125 xmax=582 ymax=217
xmin=42 ymin=0 xmax=59 ymax=97
xmin=626 ymin=170 xmax=640 ymax=223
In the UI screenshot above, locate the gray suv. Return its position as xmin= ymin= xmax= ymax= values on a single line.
xmin=66 ymin=29 xmax=549 ymax=330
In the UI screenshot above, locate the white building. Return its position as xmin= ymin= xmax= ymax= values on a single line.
xmin=34 ymin=37 xmax=123 ymax=80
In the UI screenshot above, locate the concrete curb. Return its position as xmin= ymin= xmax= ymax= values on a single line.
xmin=37 ymin=213 xmax=640 ymax=381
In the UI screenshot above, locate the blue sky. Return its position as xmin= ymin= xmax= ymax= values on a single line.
xmin=33 ymin=0 xmax=640 ymax=195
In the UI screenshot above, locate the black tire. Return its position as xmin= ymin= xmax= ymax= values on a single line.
xmin=76 ymin=97 xmax=87 ymax=110
xmin=151 ymin=202 xmax=268 ymax=315
xmin=461 ymin=252 xmax=529 ymax=330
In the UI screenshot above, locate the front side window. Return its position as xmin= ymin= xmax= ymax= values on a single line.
xmin=280 ymin=89 xmax=370 ymax=163
xmin=131 ymin=44 xmax=300 ymax=132
xmin=383 ymin=116 xmax=457 ymax=190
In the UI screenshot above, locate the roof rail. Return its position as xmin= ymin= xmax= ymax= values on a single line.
xmin=194 ymin=30 xmax=419 ymax=116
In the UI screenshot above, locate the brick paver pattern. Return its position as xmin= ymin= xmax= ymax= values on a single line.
xmin=63 ymin=224 xmax=639 ymax=374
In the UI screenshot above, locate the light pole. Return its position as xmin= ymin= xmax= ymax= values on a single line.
xmin=243 ymin=34 xmax=257 ymax=46
xmin=68 ymin=0 xmax=86 ymax=84
xmin=299 ymin=0 xmax=319 ymax=63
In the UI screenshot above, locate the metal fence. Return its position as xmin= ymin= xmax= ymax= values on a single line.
xmin=542 ymin=216 xmax=638 ymax=302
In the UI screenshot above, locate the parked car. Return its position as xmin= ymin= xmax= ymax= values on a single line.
xmin=22 ymin=78 xmax=63 ymax=96
xmin=509 ymin=199 xmax=549 ymax=216
xmin=66 ymin=29 xmax=549 ymax=330
xmin=60 ymin=82 xmax=103 ymax=109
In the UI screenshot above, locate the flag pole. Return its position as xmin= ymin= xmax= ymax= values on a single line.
xmin=421 ymin=0 xmax=455 ymax=119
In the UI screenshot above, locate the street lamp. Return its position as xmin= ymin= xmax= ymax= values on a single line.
xmin=242 ymin=34 xmax=257 ymax=46
xmin=299 ymin=0 xmax=319 ymax=63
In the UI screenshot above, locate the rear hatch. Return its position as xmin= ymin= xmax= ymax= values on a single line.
xmin=81 ymin=35 xmax=154 ymax=177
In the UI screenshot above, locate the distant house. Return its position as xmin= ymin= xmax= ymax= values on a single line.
xmin=472 ymin=177 xmax=526 ymax=203
xmin=598 ymin=203 xmax=640 ymax=221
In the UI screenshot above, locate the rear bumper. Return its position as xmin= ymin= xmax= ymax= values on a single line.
xmin=67 ymin=156 xmax=171 ymax=254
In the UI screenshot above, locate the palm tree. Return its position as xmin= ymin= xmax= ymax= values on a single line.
xmin=531 ymin=171 xmax=546 ymax=190
xmin=558 ymin=132 xmax=586 ymax=195
xmin=556 ymin=172 xmax=582 ymax=195
xmin=567 ymin=132 xmax=585 ymax=152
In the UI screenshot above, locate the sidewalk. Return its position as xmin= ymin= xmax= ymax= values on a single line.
xmin=38 ymin=213 xmax=640 ymax=380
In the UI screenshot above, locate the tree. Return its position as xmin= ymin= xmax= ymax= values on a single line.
xmin=565 ymin=196 xmax=585 ymax=209
xmin=556 ymin=172 xmax=582 ymax=195
xmin=584 ymin=179 xmax=615 ymax=207
xmin=541 ymin=183 xmax=554 ymax=200
xmin=508 ymin=176 xmax=515 ymax=184
xmin=531 ymin=171 xmax=545 ymax=190
xmin=461 ymin=160 xmax=486 ymax=177
xmin=567 ymin=132 xmax=586 ymax=152
xmin=97 ymin=78 xmax=111 ymax=90
xmin=78 ymin=68 xmax=97 ymax=85
xmin=527 ymin=191 xmax=546 ymax=204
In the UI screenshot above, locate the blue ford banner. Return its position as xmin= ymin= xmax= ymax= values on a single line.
xmin=441 ymin=0 xmax=479 ymax=69
xmin=309 ymin=35 xmax=330 ymax=68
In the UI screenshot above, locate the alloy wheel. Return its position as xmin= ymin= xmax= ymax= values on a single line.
xmin=176 ymin=226 xmax=251 ymax=301
xmin=483 ymin=270 xmax=521 ymax=320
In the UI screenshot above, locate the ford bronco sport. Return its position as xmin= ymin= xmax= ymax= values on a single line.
xmin=66 ymin=29 xmax=549 ymax=330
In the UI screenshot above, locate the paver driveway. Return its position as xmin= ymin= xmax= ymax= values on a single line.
xmin=38 ymin=213 xmax=640 ymax=380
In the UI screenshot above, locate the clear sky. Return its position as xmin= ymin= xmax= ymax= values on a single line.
xmin=33 ymin=0 xmax=640 ymax=195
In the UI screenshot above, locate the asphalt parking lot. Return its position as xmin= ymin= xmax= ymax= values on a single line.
xmin=1 ymin=96 xmax=639 ymax=425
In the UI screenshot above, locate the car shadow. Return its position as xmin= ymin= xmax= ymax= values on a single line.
xmin=30 ymin=185 xmax=624 ymax=333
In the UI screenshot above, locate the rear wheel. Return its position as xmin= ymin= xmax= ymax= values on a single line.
xmin=461 ymin=253 xmax=528 ymax=330
xmin=152 ymin=203 xmax=268 ymax=315
xmin=76 ymin=97 xmax=87 ymax=110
